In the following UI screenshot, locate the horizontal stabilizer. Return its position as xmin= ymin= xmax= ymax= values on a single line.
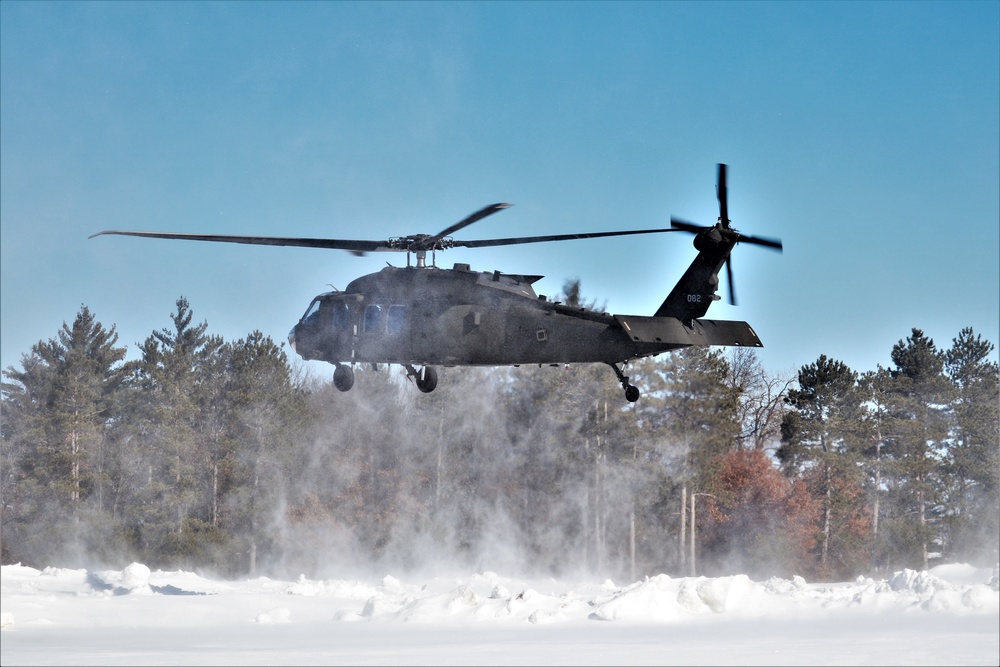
xmin=613 ymin=315 xmax=763 ymax=347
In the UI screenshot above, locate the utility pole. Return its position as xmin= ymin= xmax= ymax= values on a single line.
xmin=689 ymin=491 xmax=716 ymax=577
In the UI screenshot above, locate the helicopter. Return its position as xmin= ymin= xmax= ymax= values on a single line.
xmin=91 ymin=163 xmax=781 ymax=402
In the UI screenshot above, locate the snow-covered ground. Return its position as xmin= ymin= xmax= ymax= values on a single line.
xmin=2 ymin=561 xmax=997 ymax=665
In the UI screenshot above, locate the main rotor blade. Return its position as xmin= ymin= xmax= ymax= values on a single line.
xmin=726 ymin=256 xmax=736 ymax=306
xmin=670 ymin=217 xmax=705 ymax=234
xmin=419 ymin=203 xmax=511 ymax=249
xmin=89 ymin=230 xmax=391 ymax=253
xmin=454 ymin=227 xmax=681 ymax=249
xmin=90 ymin=225 xmax=687 ymax=253
xmin=717 ymin=163 xmax=729 ymax=227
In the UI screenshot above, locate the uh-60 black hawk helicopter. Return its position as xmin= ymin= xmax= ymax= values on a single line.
xmin=91 ymin=163 xmax=781 ymax=402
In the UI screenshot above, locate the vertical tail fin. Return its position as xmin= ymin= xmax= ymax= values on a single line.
xmin=655 ymin=225 xmax=737 ymax=321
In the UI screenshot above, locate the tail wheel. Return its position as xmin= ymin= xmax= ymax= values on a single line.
xmin=606 ymin=361 xmax=641 ymax=402
xmin=415 ymin=366 xmax=438 ymax=393
xmin=333 ymin=364 xmax=355 ymax=392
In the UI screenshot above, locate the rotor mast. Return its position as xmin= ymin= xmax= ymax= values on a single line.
xmin=412 ymin=248 xmax=430 ymax=268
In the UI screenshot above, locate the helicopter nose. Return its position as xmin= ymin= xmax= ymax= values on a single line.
xmin=287 ymin=326 xmax=297 ymax=354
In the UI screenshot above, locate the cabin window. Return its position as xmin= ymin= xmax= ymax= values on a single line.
xmin=363 ymin=304 xmax=384 ymax=333
xmin=387 ymin=305 xmax=406 ymax=334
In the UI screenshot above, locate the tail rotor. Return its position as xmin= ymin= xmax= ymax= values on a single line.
xmin=670 ymin=163 xmax=782 ymax=306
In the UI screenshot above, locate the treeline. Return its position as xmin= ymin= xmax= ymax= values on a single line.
xmin=1 ymin=295 xmax=997 ymax=582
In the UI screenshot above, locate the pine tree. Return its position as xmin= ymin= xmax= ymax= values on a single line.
xmin=127 ymin=297 xmax=224 ymax=566
xmin=779 ymin=355 xmax=871 ymax=578
xmin=220 ymin=330 xmax=308 ymax=576
xmin=1 ymin=306 xmax=128 ymax=564
xmin=942 ymin=327 xmax=999 ymax=563
xmin=858 ymin=365 xmax=899 ymax=573
xmin=646 ymin=346 xmax=740 ymax=576
xmin=663 ymin=347 xmax=741 ymax=475
xmin=885 ymin=328 xmax=954 ymax=570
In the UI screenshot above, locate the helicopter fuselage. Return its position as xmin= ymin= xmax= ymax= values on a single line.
xmin=288 ymin=263 xmax=762 ymax=370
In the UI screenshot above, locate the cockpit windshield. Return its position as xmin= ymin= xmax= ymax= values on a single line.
xmin=301 ymin=298 xmax=322 ymax=324
xmin=302 ymin=296 xmax=352 ymax=330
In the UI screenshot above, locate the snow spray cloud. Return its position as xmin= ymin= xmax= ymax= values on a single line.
xmin=258 ymin=359 xmax=683 ymax=582
xmin=262 ymin=365 xmax=535 ymax=579
xmin=280 ymin=357 xmax=808 ymax=583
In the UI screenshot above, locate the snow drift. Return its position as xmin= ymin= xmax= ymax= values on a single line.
xmin=2 ymin=562 xmax=997 ymax=665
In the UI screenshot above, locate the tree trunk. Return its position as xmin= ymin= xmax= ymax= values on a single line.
xmin=70 ymin=427 xmax=80 ymax=506
xmin=918 ymin=473 xmax=928 ymax=570
xmin=821 ymin=465 xmax=831 ymax=569
xmin=629 ymin=508 xmax=636 ymax=581
xmin=250 ymin=461 xmax=259 ymax=576
xmin=594 ymin=400 xmax=606 ymax=572
xmin=680 ymin=483 xmax=687 ymax=572
xmin=212 ymin=462 xmax=219 ymax=526
xmin=583 ymin=437 xmax=590 ymax=567
xmin=689 ymin=490 xmax=697 ymax=577
xmin=872 ymin=431 xmax=882 ymax=569
xmin=435 ymin=416 xmax=443 ymax=511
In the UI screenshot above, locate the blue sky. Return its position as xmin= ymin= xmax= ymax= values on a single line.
xmin=2 ymin=1 xmax=998 ymax=379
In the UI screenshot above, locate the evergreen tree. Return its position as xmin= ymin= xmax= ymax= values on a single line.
xmin=942 ymin=327 xmax=999 ymax=563
xmin=662 ymin=347 xmax=740 ymax=476
xmin=884 ymin=328 xmax=954 ymax=570
xmin=779 ymin=355 xmax=871 ymax=578
xmin=644 ymin=346 xmax=739 ymax=576
xmin=858 ymin=365 xmax=900 ymax=573
xmin=219 ymin=330 xmax=308 ymax=576
xmin=1 ymin=306 xmax=129 ymax=564
xmin=126 ymin=297 xmax=224 ymax=566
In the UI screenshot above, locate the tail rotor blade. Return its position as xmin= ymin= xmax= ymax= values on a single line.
xmin=736 ymin=233 xmax=783 ymax=252
xmin=717 ymin=163 xmax=729 ymax=227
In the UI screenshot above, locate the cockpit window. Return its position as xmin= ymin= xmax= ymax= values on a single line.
xmin=363 ymin=304 xmax=384 ymax=333
xmin=332 ymin=302 xmax=350 ymax=329
xmin=302 ymin=299 xmax=322 ymax=325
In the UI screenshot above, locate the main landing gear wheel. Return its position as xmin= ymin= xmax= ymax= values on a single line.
xmin=416 ymin=366 xmax=438 ymax=393
xmin=607 ymin=361 xmax=641 ymax=403
xmin=333 ymin=364 xmax=355 ymax=392
xmin=405 ymin=365 xmax=438 ymax=393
